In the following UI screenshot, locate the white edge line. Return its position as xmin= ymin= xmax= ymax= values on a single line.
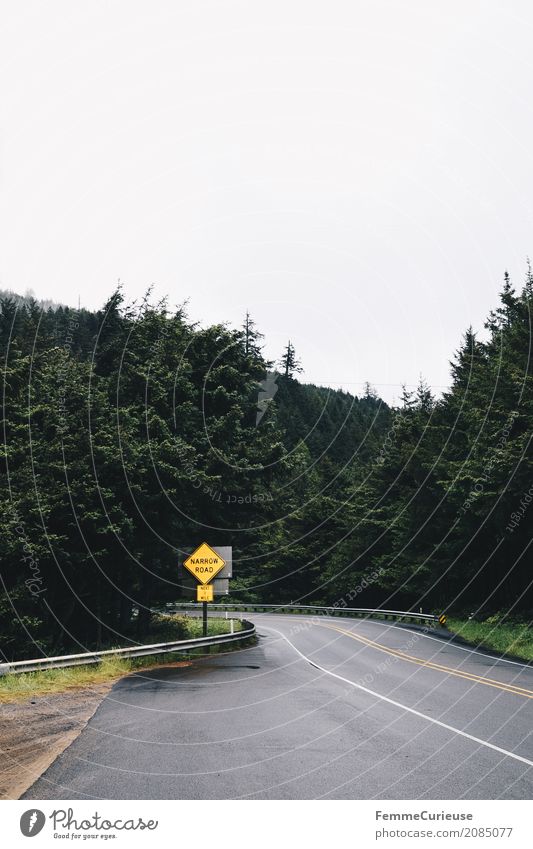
xmin=267 ymin=626 xmax=533 ymax=770
xmin=379 ymin=622 xmax=532 ymax=669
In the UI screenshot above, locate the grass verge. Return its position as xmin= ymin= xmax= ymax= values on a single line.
xmin=447 ymin=615 xmax=533 ymax=663
xmin=0 ymin=615 xmax=249 ymax=703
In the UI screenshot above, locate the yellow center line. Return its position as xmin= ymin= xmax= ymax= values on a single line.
xmin=316 ymin=622 xmax=533 ymax=700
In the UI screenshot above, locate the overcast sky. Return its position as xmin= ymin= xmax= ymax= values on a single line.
xmin=2 ymin=1 xmax=533 ymax=402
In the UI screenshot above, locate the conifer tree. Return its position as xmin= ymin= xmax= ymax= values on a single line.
xmin=279 ymin=340 xmax=302 ymax=378
xmin=242 ymin=310 xmax=264 ymax=358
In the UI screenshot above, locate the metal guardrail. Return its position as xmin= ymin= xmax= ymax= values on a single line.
xmin=0 ymin=620 xmax=255 ymax=676
xmin=164 ymin=602 xmax=440 ymax=625
xmin=1 ymin=605 xmax=441 ymax=676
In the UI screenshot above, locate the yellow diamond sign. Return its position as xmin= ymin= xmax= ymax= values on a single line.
xmin=183 ymin=543 xmax=226 ymax=585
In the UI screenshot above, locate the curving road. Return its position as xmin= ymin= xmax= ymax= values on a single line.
xmin=23 ymin=614 xmax=533 ymax=800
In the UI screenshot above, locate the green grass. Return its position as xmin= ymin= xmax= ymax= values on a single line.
xmin=149 ymin=613 xmax=244 ymax=640
xmin=0 ymin=615 xmax=247 ymax=703
xmin=447 ymin=615 xmax=533 ymax=663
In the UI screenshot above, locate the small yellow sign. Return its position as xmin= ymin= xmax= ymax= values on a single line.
xmin=438 ymin=613 xmax=447 ymax=626
xmin=183 ymin=543 xmax=226 ymax=585
xmin=197 ymin=584 xmax=214 ymax=602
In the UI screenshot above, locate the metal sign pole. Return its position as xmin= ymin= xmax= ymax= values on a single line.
xmin=203 ymin=601 xmax=208 ymax=637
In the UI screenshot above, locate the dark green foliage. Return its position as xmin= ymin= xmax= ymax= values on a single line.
xmin=1 ymin=270 xmax=532 ymax=660
xmin=279 ymin=340 xmax=302 ymax=378
xmin=322 ymin=272 xmax=533 ymax=617
xmin=0 ymin=296 xmax=294 ymax=657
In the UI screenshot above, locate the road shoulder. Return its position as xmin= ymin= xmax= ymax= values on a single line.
xmin=0 ymin=683 xmax=113 ymax=800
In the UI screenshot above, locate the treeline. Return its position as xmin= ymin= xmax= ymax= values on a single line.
xmin=321 ymin=272 xmax=533 ymax=617
xmin=1 ymin=272 xmax=532 ymax=660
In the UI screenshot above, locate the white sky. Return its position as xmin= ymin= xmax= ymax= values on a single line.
xmin=2 ymin=1 xmax=533 ymax=402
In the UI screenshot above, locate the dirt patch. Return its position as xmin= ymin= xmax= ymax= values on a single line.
xmin=0 ymin=660 xmax=196 ymax=799
xmin=0 ymin=683 xmax=113 ymax=799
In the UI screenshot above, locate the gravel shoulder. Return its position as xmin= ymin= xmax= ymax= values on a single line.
xmin=0 ymin=683 xmax=113 ymax=799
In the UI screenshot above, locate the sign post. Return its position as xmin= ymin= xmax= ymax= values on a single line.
xmin=183 ymin=543 xmax=226 ymax=636
xmin=197 ymin=582 xmax=213 ymax=629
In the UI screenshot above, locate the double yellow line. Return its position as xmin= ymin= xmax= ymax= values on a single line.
xmin=318 ymin=622 xmax=533 ymax=701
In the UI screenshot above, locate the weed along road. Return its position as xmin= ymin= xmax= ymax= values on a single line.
xmin=23 ymin=614 xmax=533 ymax=800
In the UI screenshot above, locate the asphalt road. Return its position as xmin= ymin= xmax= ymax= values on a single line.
xmin=23 ymin=614 xmax=533 ymax=800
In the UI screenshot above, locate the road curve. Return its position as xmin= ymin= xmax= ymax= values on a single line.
xmin=23 ymin=614 xmax=533 ymax=800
